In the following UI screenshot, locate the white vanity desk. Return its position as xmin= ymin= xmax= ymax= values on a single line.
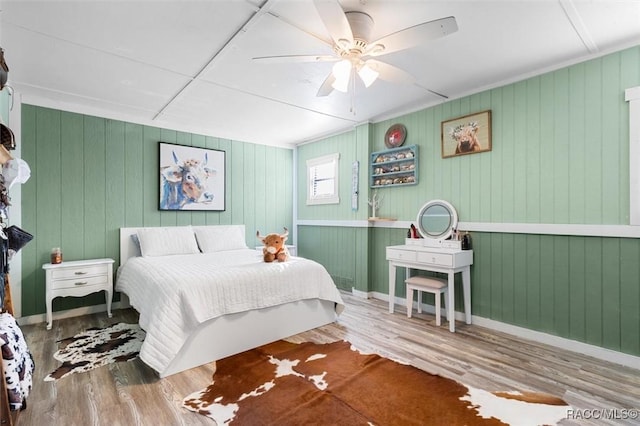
xmin=386 ymin=243 xmax=473 ymax=333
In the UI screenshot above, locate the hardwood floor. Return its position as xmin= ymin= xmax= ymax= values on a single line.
xmin=16 ymin=292 xmax=640 ymax=425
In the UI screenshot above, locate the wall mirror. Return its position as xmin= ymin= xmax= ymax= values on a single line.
xmin=416 ymin=199 xmax=458 ymax=240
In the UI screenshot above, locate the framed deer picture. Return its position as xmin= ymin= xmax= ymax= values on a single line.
xmin=159 ymin=142 xmax=226 ymax=211
xmin=441 ymin=110 xmax=492 ymax=158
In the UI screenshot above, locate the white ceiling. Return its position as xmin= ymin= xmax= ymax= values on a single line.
xmin=1 ymin=0 xmax=639 ymax=148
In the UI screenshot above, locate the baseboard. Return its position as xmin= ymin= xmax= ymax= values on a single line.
xmin=351 ymin=288 xmax=374 ymax=299
xmin=471 ymin=316 xmax=640 ymax=371
xmin=368 ymin=291 xmax=640 ymax=371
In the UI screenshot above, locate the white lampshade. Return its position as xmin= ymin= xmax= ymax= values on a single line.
xmin=331 ymin=59 xmax=352 ymax=93
xmin=357 ymin=63 xmax=379 ymax=88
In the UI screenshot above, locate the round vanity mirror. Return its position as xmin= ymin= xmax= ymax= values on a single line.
xmin=416 ymin=200 xmax=458 ymax=240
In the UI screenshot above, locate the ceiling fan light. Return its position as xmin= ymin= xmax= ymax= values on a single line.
xmin=332 ymin=60 xmax=352 ymax=92
xmin=331 ymin=76 xmax=350 ymax=93
xmin=358 ymin=64 xmax=379 ymax=88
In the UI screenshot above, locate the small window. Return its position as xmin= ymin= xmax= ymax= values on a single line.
xmin=307 ymin=153 xmax=340 ymax=205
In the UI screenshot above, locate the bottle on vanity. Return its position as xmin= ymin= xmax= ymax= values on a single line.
xmin=461 ymin=232 xmax=472 ymax=250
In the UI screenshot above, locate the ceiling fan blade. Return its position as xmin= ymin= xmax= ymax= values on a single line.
xmin=253 ymin=54 xmax=338 ymax=64
xmin=366 ymin=60 xmax=416 ymax=85
xmin=316 ymin=73 xmax=336 ymax=97
xmin=366 ymin=16 xmax=458 ymax=57
xmin=313 ymin=0 xmax=353 ymax=48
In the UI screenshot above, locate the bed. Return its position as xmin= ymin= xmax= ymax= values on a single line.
xmin=116 ymin=225 xmax=344 ymax=378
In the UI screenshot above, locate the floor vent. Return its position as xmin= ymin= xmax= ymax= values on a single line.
xmin=330 ymin=275 xmax=354 ymax=291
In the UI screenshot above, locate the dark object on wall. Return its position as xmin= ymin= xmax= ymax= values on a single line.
xmin=6 ymin=226 xmax=33 ymax=252
xmin=0 ymin=47 xmax=8 ymax=91
xmin=0 ymin=145 xmax=12 ymax=165
xmin=0 ymin=123 xmax=15 ymax=151
xmin=0 ymin=175 xmax=9 ymax=207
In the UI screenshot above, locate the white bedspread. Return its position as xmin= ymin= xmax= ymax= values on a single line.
xmin=115 ymin=249 xmax=344 ymax=374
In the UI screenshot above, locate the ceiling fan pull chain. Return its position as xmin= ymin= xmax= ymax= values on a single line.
xmin=350 ymin=68 xmax=356 ymax=115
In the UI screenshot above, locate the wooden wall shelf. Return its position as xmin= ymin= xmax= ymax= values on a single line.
xmin=370 ymin=145 xmax=418 ymax=188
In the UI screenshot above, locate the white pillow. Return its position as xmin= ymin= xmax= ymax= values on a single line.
xmin=194 ymin=226 xmax=248 ymax=253
xmin=137 ymin=226 xmax=200 ymax=257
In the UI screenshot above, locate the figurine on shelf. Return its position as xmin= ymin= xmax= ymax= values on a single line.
xmin=368 ymin=190 xmax=383 ymax=219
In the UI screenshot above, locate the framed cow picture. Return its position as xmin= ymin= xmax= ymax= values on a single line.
xmin=441 ymin=110 xmax=492 ymax=158
xmin=159 ymin=142 xmax=226 ymax=211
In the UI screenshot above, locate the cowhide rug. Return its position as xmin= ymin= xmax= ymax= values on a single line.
xmin=183 ymin=340 xmax=570 ymax=426
xmin=44 ymin=322 xmax=145 ymax=381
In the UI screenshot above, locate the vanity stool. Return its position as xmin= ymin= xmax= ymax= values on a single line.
xmin=405 ymin=276 xmax=448 ymax=326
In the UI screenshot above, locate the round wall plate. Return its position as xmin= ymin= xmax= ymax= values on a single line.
xmin=384 ymin=123 xmax=407 ymax=148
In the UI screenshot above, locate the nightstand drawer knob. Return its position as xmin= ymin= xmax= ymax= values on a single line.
xmin=74 ymin=271 xmax=88 ymax=275
xmin=74 ymin=281 xmax=88 ymax=286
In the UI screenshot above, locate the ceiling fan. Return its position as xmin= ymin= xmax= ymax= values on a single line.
xmin=253 ymin=0 xmax=458 ymax=97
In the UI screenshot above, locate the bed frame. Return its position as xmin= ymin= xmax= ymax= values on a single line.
xmin=119 ymin=226 xmax=339 ymax=378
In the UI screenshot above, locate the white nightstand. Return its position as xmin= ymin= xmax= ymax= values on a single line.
xmin=43 ymin=258 xmax=115 ymax=330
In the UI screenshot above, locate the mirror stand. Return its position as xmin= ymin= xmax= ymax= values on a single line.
xmin=411 ymin=199 xmax=462 ymax=249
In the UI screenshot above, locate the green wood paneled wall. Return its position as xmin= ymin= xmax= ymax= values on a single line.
xmin=297 ymin=226 xmax=369 ymax=293
xmin=297 ymin=124 xmax=371 ymax=221
xmin=296 ymin=124 xmax=372 ymax=294
xmin=296 ymin=46 xmax=640 ymax=357
xmin=20 ymin=105 xmax=293 ymax=317
xmin=359 ymin=47 xmax=639 ymax=224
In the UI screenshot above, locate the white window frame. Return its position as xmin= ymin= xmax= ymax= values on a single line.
xmin=306 ymin=153 xmax=340 ymax=205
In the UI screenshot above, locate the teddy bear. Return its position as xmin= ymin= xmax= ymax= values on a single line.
xmin=256 ymin=227 xmax=290 ymax=262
